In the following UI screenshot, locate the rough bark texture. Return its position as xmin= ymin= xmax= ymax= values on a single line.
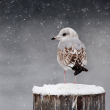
xmin=33 ymin=93 xmax=105 ymax=110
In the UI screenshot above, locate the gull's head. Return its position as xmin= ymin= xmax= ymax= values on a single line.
xmin=51 ymin=27 xmax=78 ymax=41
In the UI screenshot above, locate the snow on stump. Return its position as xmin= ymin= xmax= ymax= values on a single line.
xmin=32 ymin=83 xmax=105 ymax=110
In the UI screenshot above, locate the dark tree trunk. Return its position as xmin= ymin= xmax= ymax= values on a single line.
xmin=33 ymin=93 xmax=105 ymax=110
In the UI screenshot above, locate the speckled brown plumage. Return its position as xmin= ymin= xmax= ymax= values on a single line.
xmin=57 ymin=45 xmax=88 ymax=75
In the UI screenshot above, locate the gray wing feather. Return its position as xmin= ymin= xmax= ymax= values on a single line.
xmin=58 ymin=37 xmax=87 ymax=68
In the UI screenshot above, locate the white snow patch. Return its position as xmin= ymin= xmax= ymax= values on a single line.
xmin=32 ymin=83 xmax=105 ymax=95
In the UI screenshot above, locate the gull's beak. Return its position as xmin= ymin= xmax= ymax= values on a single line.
xmin=51 ymin=36 xmax=57 ymax=40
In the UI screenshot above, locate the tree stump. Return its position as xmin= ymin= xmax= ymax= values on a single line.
xmin=32 ymin=83 xmax=105 ymax=110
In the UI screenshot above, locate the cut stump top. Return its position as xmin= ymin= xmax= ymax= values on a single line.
xmin=32 ymin=83 xmax=105 ymax=96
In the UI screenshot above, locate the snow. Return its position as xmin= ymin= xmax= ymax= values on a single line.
xmin=32 ymin=83 xmax=105 ymax=95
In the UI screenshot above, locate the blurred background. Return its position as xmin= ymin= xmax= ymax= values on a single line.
xmin=0 ymin=0 xmax=110 ymax=110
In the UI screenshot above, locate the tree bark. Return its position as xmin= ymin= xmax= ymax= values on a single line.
xmin=33 ymin=93 xmax=105 ymax=110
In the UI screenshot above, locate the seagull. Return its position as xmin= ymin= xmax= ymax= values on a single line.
xmin=51 ymin=27 xmax=88 ymax=83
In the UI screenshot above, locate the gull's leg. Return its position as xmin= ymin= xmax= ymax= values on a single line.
xmin=73 ymin=75 xmax=76 ymax=84
xmin=64 ymin=70 xmax=66 ymax=83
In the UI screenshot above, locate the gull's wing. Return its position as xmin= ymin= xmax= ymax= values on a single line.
xmin=57 ymin=37 xmax=87 ymax=69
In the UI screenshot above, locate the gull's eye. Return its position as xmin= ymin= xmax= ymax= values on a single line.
xmin=62 ymin=33 xmax=66 ymax=36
